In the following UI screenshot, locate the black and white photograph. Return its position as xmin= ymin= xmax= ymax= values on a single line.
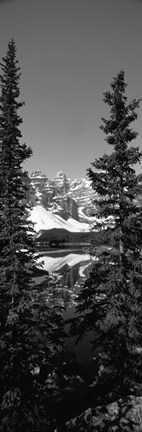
xmin=0 ymin=0 xmax=142 ymax=430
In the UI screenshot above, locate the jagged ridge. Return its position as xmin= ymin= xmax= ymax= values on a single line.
xmin=30 ymin=170 xmax=96 ymax=223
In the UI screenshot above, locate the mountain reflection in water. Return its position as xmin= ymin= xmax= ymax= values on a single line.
xmin=38 ymin=249 xmax=91 ymax=287
xmin=37 ymin=249 xmax=94 ymax=361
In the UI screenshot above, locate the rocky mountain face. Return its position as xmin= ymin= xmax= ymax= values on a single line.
xmin=30 ymin=171 xmax=96 ymax=223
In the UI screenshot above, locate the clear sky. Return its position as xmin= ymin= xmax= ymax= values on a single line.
xmin=0 ymin=0 xmax=142 ymax=179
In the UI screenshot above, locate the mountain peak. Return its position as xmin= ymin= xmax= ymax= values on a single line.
xmin=30 ymin=170 xmax=95 ymax=222
xmin=30 ymin=170 xmax=47 ymax=179
xmin=53 ymin=171 xmax=67 ymax=180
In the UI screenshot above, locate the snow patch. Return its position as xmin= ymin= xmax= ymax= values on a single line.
xmin=28 ymin=205 xmax=90 ymax=233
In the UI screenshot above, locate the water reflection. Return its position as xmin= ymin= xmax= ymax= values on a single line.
xmin=37 ymin=250 xmax=92 ymax=309
xmin=37 ymin=249 xmax=94 ymax=361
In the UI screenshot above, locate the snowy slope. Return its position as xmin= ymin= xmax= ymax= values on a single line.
xmin=78 ymin=206 xmax=100 ymax=223
xmin=29 ymin=205 xmax=90 ymax=233
xmin=67 ymin=217 xmax=91 ymax=232
xmin=30 ymin=171 xmax=96 ymax=221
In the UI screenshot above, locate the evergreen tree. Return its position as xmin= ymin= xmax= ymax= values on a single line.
xmin=69 ymin=71 xmax=142 ymax=399
xmin=0 ymin=39 xmax=65 ymax=431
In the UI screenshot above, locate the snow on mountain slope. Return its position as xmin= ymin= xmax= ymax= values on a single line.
xmin=78 ymin=206 xmax=99 ymax=223
xmin=67 ymin=217 xmax=91 ymax=231
xmin=30 ymin=171 xmax=96 ymax=221
xmin=29 ymin=205 xmax=90 ymax=233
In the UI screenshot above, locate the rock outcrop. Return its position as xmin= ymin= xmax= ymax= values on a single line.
xmin=65 ymin=396 xmax=142 ymax=431
xmin=30 ymin=170 xmax=96 ymax=222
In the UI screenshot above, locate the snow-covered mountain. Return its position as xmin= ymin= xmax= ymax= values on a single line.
xmin=30 ymin=170 xmax=96 ymax=223
xmin=29 ymin=172 xmax=115 ymax=238
xmin=29 ymin=205 xmax=90 ymax=233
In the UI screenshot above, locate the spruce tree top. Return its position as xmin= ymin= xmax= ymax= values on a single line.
xmin=88 ymin=70 xmax=142 ymax=222
xmin=0 ymin=38 xmax=32 ymax=165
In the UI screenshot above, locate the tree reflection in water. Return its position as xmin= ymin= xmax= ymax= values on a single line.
xmin=36 ymin=251 xmax=92 ymax=310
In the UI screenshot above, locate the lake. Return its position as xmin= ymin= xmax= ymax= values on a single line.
xmin=36 ymin=247 xmax=95 ymax=362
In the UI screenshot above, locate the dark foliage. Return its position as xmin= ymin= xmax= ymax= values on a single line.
xmin=0 ymin=39 xmax=65 ymax=431
xmin=69 ymin=70 xmax=142 ymax=400
xmin=37 ymin=227 xmax=98 ymax=246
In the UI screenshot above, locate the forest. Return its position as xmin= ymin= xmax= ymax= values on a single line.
xmin=0 ymin=39 xmax=142 ymax=431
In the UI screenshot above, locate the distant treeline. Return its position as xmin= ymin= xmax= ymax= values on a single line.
xmin=36 ymin=228 xmax=98 ymax=246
